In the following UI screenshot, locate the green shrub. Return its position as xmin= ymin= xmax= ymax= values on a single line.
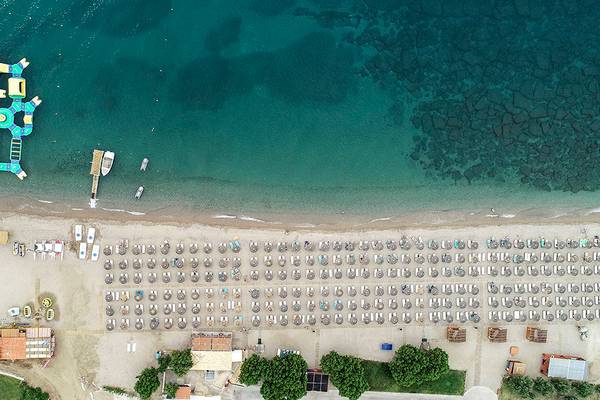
xmin=134 ymin=367 xmax=160 ymax=399
xmin=595 ymin=383 xmax=600 ymax=393
xmin=388 ymin=345 xmax=450 ymax=388
xmin=239 ymin=354 xmax=268 ymax=385
xmin=169 ymin=349 xmax=193 ymax=376
xmin=164 ymin=382 xmax=179 ymax=399
xmin=572 ymin=381 xmax=594 ymax=398
xmin=157 ymin=353 xmax=171 ymax=373
xmin=504 ymin=375 xmax=533 ymax=398
xmin=320 ymin=351 xmax=370 ymax=400
xmin=102 ymin=386 xmax=131 ymax=396
xmin=532 ymin=377 xmax=555 ymax=395
xmin=19 ymin=383 xmax=50 ymax=400
xmin=562 ymin=396 xmax=579 ymax=400
xmin=551 ymin=378 xmax=572 ymax=395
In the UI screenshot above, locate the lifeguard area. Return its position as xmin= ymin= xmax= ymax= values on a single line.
xmin=0 ymin=58 xmax=41 ymax=179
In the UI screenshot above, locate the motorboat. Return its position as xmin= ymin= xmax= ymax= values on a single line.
xmin=140 ymin=158 xmax=149 ymax=171
xmin=101 ymin=151 xmax=115 ymax=176
xmin=135 ymin=186 xmax=144 ymax=200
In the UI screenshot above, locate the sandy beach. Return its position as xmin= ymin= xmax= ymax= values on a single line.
xmin=0 ymin=212 xmax=600 ymax=399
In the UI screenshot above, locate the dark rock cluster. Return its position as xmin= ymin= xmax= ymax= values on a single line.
xmin=302 ymin=0 xmax=600 ymax=192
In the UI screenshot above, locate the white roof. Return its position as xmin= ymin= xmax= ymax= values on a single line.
xmin=548 ymin=358 xmax=587 ymax=381
xmin=191 ymin=351 xmax=232 ymax=371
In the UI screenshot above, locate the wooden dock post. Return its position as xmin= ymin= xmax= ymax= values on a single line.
xmin=90 ymin=150 xmax=103 ymax=208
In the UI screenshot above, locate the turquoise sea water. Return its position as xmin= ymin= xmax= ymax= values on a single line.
xmin=1 ymin=0 xmax=599 ymax=218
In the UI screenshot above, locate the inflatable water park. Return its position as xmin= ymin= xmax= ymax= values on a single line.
xmin=0 ymin=58 xmax=41 ymax=179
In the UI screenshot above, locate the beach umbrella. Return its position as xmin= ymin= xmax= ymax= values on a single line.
xmin=319 ymin=241 xmax=330 ymax=251
xmin=348 ymin=301 xmax=357 ymax=311
xmin=252 ymin=317 xmax=260 ymax=327
xmin=291 ymin=241 xmax=301 ymax=252
xmin=292 ymin=301 xmax=301 ymax=311
xmin=147 ymin=245 xmax=156 ymax=255
xmin=203 ymin=242 xmax=212 ymax=253
xmin=162 ymin=272 xmax=171 ymax=283
xmin=264 ymin=255 xmax=273 ymax=267
xmin=119 ymin=260 xmax=128 ymax=270
xmin=359 ymin=254 xmax=369 ymax=265
xmin=203 ymin=257 xmax=212 ymax=267
xmin=177 ymin=319 xmax=186 ymax=329
xmin=147 ymin=273 xmax=156 ymax=283
xmin=119 ymin=273 xmax=128 ymax=284
xmin=146 ymin=259 xmax=156 ymax=269
xmin=104 ymin=260 xmax=113 ymax=270
xmin=106 ymin=321 xmax=115 ymax=331
xmin=103 ymin=246 xmax=112 ymax=256
xmin=263 ymin=242 xmax=273 ymax=252
xmin=164 ymin=319 xmax=173 ymax=329
xmin=135 ymin=320 xmax=143 ymax=330
xmin=278 ymin=270 xmax=287 ymax=280
xmin=346 ymin=254 xmax=356 ymax=265
xmin=105 ymin=274 xmax=114 ymax=284
xmin=249 ymin=241 xmax=258 ymax=252
xmin=106 ymin=305 xmax=114 ymax=316
xmin=250 ymin=271 xmax=259 ymax=280
xmin=191 ymin=290 xmax=200 ymax=300
xmin=189 ymin=243 xmax=198 ymax=254
xmin=218 ymin=258 xmax=229 ymax=268
xmin=175 ymin=243 xmax=184 ymax=254
xmin=217 ymin=242 xmax=227 ymax=254
xmin=278 ymin=255 xmax=286 ymax=267
xmin=159 ymin=259 xmax=168 ymax=269
xmin=192 ymin=305 xmax=200 ymax=314
xmin=362 ymin=314 xmax=371 ymax=324
xmin=344 ymin=241 xmax=355 ymax=251
xmin=148 ymin=291 xmax=157 ymax=301
xmin=279 ymin=316 xmax=288 ymax=326
xmin=133 ymin=259 xmax=141 ymax=269
xmin=429 ymin=254 xmax=439 ymax=264
xmin=177 ymin=304 xmax=186 ymax=315
xmin=249 ymin=256 xmax=258 ymax=267
xmin=133 ymin=273 xmax=142 ymax=284
xmin=192 ymin=318 xmax=201 ymax=329
xmin=132 ymin=245 xmax=141 ymax=255
xmin=232 ymin=257 xmax=241 ymax=267
xmin=372 ymin=240 xmax=383 ymax=251
xmin=386 ymin=240 xmax=397 ymax=250
xmin=277 ymin=242 xmax=287 ymax=252
xmin=160 ymin=241 xmax=170 ymax=255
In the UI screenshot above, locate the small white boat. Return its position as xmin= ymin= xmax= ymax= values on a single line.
xmin=101 ymin=151 xmax=115 ymax=176
xmin=135 ymin=186 xmax=144 ymax=200
xmin=140 ymin=158 xmax=149 ymax=171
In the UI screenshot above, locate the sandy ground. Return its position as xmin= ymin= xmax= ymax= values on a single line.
xmin=0 ymin=213 xmax=600 ymax=399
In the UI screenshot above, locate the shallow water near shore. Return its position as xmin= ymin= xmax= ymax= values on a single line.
xmin=0 ymin=0 xmax=599 ymax=220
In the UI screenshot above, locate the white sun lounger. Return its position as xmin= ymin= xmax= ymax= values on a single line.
xmin=87 ymin=227 xmax=96 ymax=244
xmin=91 ymin=244 xmax=100 ymax=262
xmin=75 ymin=225 xmax=83 ymax=242
xmin=79 ymin=243 xmax=87 ymax=260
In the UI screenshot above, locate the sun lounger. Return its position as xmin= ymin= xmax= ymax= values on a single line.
xmin=75 ymin=225 xmax=83 ymax=242
xmin=87 ymin=227 xmax=96 ymax=244
xmin=79 ymin=243 xmax=87 ymax=260
xmin=91 ymin=244 xmax=100 ymax=262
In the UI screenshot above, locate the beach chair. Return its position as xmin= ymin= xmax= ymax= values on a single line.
xmin=91 ymin=244 xmax=100 ymax=262
xmin=79 ymin=243 xmax=87 ymax=260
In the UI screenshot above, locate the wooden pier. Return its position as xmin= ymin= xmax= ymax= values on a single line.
xmin=90 ymin=150 xmax=103 ymax=208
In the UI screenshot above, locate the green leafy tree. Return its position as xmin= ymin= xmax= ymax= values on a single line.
xmin=260 ymin=353 xmax=307 ymax=400
xmin=423 ymin=347 xmax=450 ymax=382
xmin=19 ymin=383 xmax=49 ymax=400
xmin=595 ymin=383 xmax=600 ymax=393
xmin=562 ymin=396 xmax=579 ymax=400
xmin=170 ymin=348 xmax=193 ymax=376
xmin=551 ymin=378 xmax=572 ymax=395
xmin=158 ymin=353 xmax=171 ymax=373
xmin=389 ymin=345 xmax=429 ymax=387
xmin=164 ymin=382 xmax=179 ymax=399
xmin=320 ymin=351 xmax=369 ymax=400
xmin=239 ymin=354 xmax=269 ymax=385
xmin=504 ymin=375 xmax=533 ymax=398
xmin=572 ymin=381 xmax=594 ymax=398
xmin=134 ymin=367 xmax=160 ymax=399
xmin=532 ymin=377 xmax=555 ymax=395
